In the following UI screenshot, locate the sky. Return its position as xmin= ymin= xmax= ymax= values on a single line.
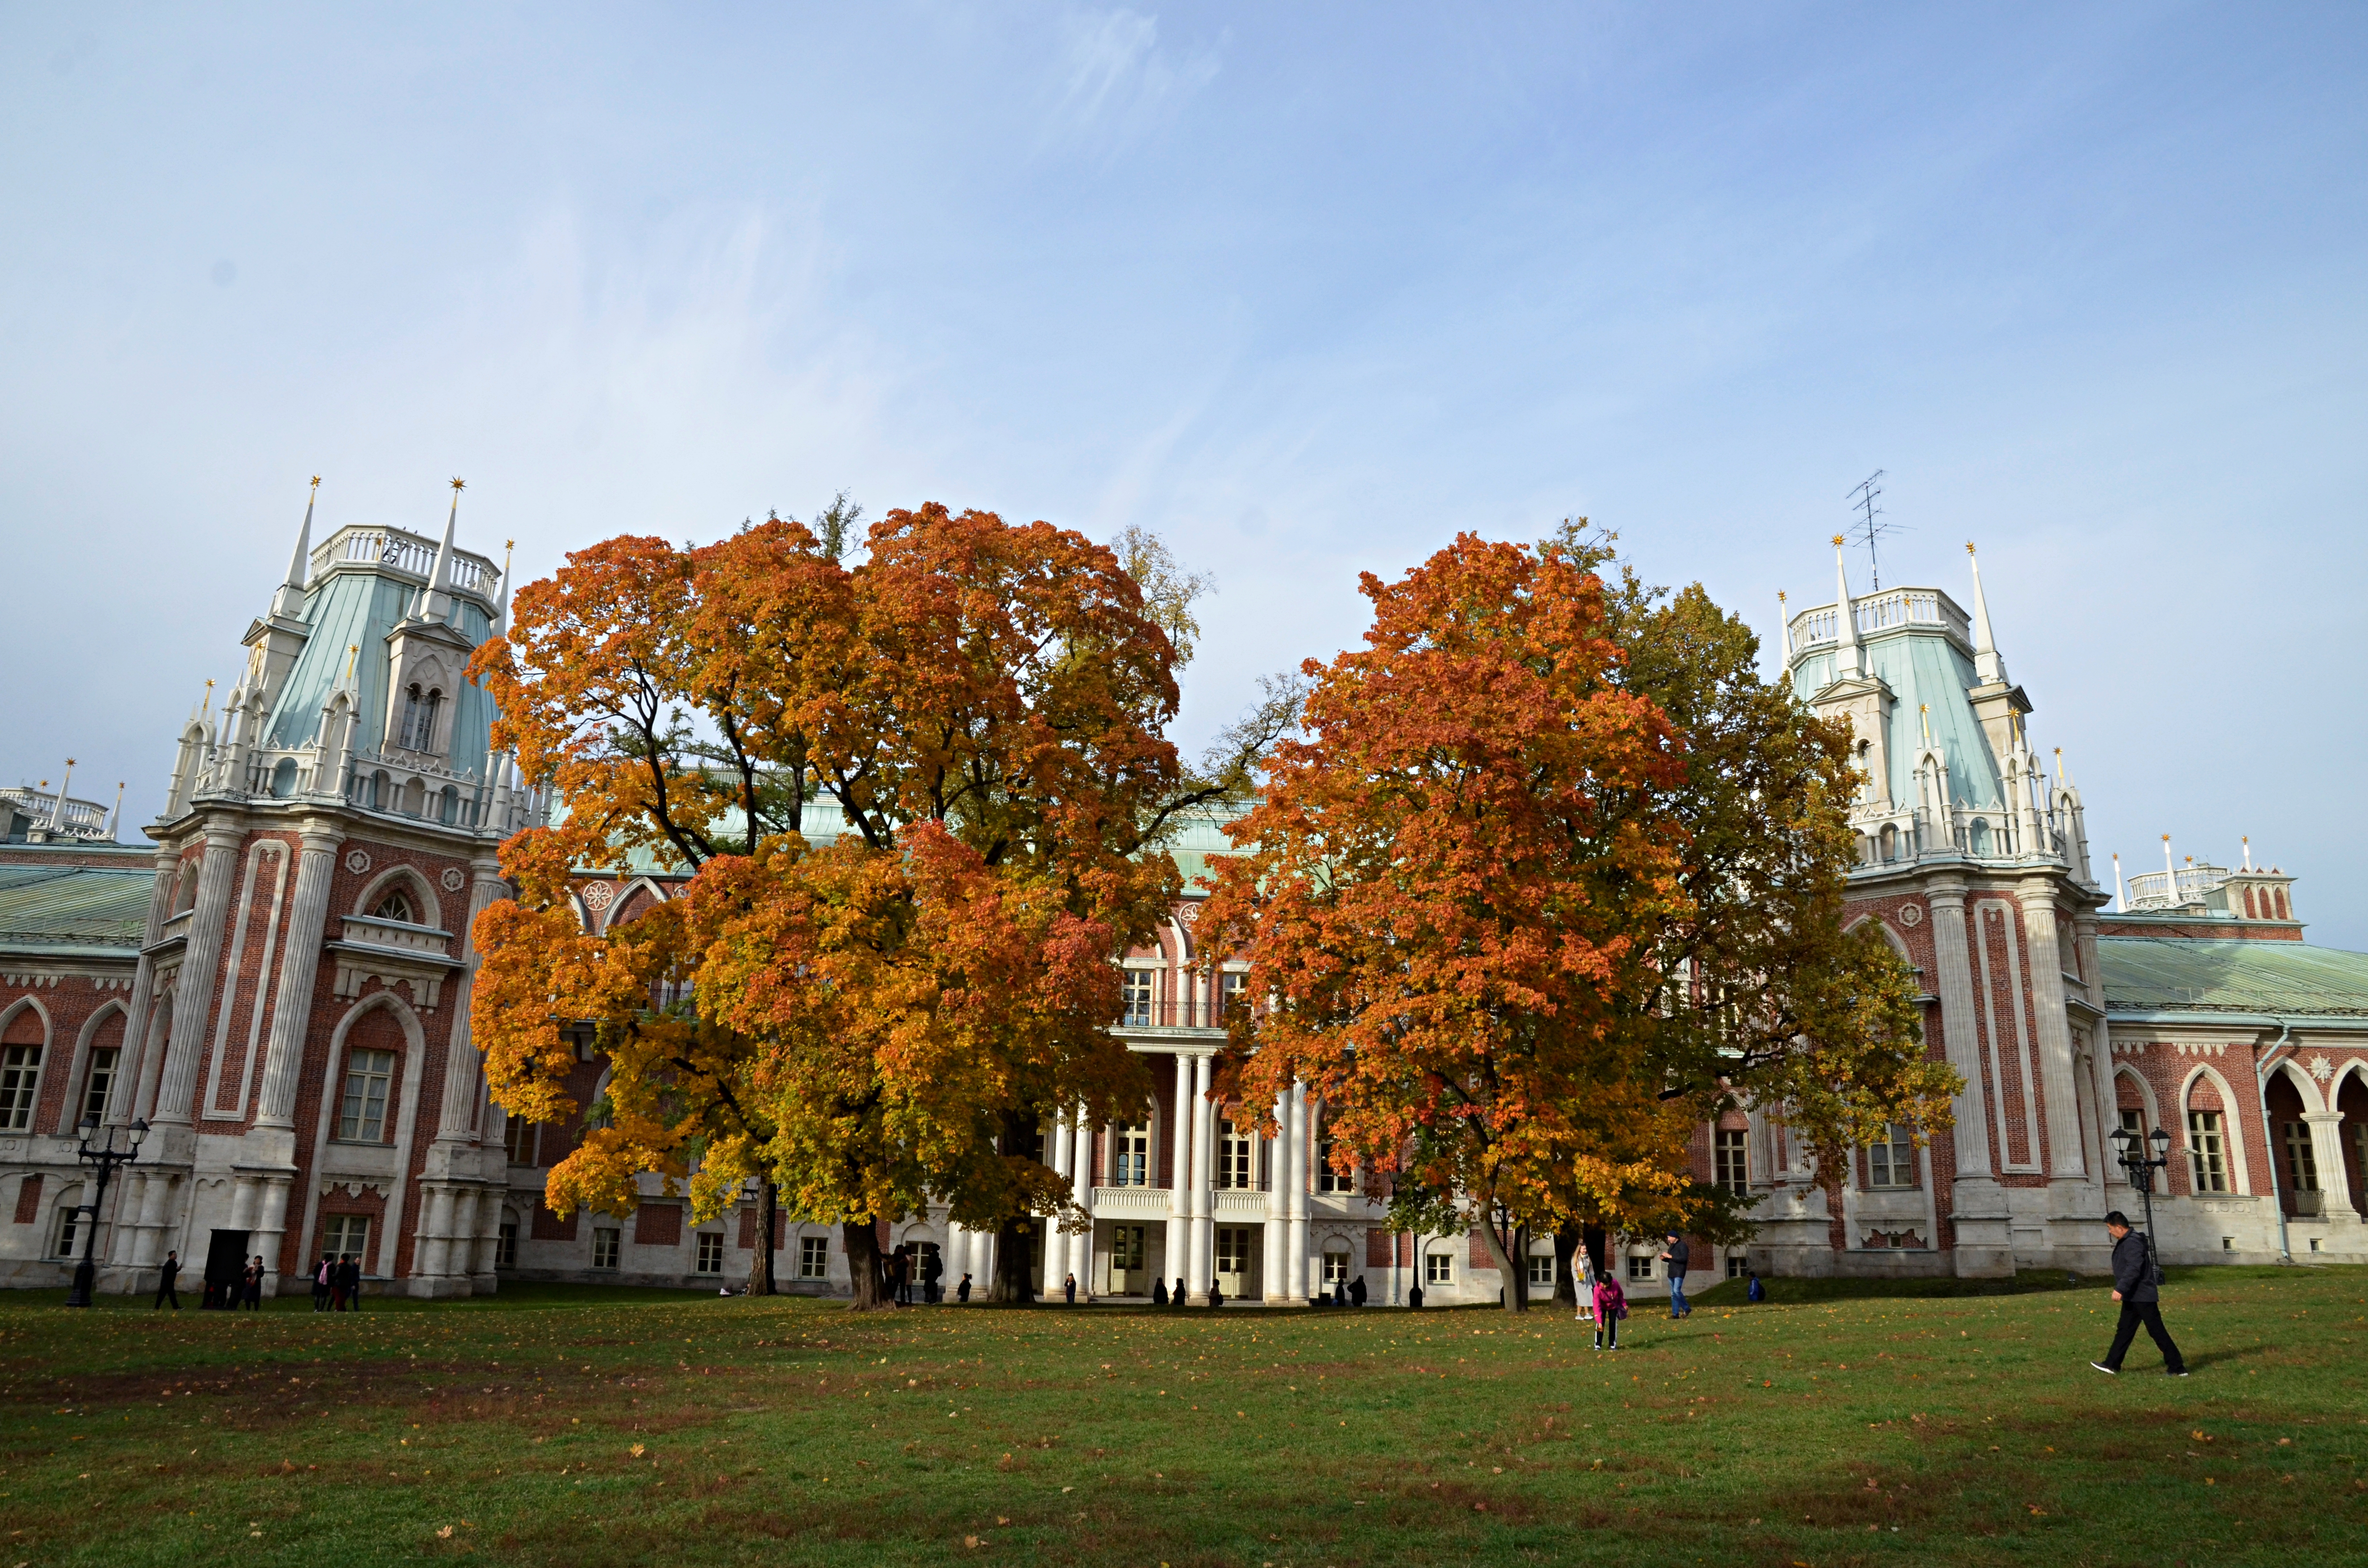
xmin=3 ymin=4 xmax=2363 ymax=945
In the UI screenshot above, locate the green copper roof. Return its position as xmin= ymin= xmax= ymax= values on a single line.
xmin=2099 ymin=937 xmax=2368 ymax=1019
xmin=0 ymin=863 xmax=153 ymax=954
xmin=1789 ymin=625 xmax=2005 ymax=809
xmin=261 ymin=571 xmax=496 ymax=772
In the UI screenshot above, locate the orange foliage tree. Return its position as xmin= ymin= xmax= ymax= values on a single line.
xmin=1202 ymin=531 xmax=1957 ymax=1313
xmin=469 ymin=504 xmax=1241 ymax=1306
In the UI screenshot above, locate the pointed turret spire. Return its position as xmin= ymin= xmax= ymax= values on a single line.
xmin=108 ymin=782 xmax=124 ymax=842
xmin=494 ymin=538 xmax=515 ymax=632
xmin=1831 ymin=536 xmax=1862 ymax=677
xmin=45 ymin=759 xmax=75 ymax=830
xmin=273 ymin=476 xmax=320 ymax=619
xmin=418 ymin=478 xmax=463 ymax=622
xmin=1966 ymin=541 xmax=2007 ymax=686
xmin=2112 ymin=853 xmax=2124 ymax=910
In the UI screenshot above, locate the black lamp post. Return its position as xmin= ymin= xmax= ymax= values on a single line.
xmin=64 ymin=1113 xmax=148 ymax=1308
xmin=2110 ymin=1123 xmax=2175 ymax=1254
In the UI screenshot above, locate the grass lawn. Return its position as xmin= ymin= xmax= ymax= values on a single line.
xmin=2 ymin=1266 xmax=2364 ymax=1567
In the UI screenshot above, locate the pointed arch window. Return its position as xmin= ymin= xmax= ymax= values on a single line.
xmin=398 ymin=685 xmax=443 ymax=752
xmin=370 ymin=888 xmax=417 ymax=924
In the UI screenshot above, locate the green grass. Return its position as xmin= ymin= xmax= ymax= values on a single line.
xmin=3 ymin=1267 xmax=2364 ymax=1566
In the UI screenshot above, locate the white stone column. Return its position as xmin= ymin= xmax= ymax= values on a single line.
xmin=1167 ymin=1053 xmax=1191 ymax=1297
xmin=417 ymin=1186 xmax=455 ymax=1279
xmin=2018 ymin=879 xmax=2087 ymax=1178
xmin=432 ymin=860 xmax=510 ymax=1142
xmin=154 ymin=829 xmax=243 ymax=1125
xmin=253 ymin=1175 xmax=293 ymax=1293
xmin=1188 ymin=1053 xmax=1214 ymax=1302
xmin=1925 ymin=882 xmax=1996 ymax=1178
xmin=132 ymin=1173 xmax=173 ymax=1268
xmin=447 ymin=1188 xmax=480 ymax=1283
xmin=108 ymin=1172 xmax=147 ymax=1267
xmin=1264 ymin=1090 xmax=1288 ymax=1302
xmin=2305 ymin=1113 xmax=2359 ymax=1219
xmin=1287 ymin=1082 xmax=1312 ymax=1303
xmin=1071 ymin=1115 xmax=1095 ymax=1301
xmin=228 ymin=1174 xmax=260 ymax=1233
xmin=115 ymin=853 xmax=181 ymax=1123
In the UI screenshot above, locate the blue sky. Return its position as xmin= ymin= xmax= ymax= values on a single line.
xmin=4 ymin=4 xmax=2364 ymax=943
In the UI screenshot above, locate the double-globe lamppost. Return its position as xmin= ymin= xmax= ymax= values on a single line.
xmin=64 ymin=1113 xmax=148 ymax=1308
xmin=2109 ymin=1123 xmax=2176 ymax=1256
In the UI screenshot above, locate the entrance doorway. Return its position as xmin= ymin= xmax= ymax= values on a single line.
xmin=897 ymin=1240 xmax=942 ymax=1301
xmin=202 ymin=1229 xmax=249 ymax=1310
xmin=1215 ymin=1225 xmax=1256 ymax=1300
xmin=1105 ymin=1225 xmax=1148 ymax=1295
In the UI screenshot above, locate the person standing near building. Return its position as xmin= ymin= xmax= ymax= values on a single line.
xmin=153 ymin=1250 xmax=181 ymax=1310
xmin=1659 ymin=1232 xmax=1691 ymax=1318
xmin=957 ymin=1272 xmax=974 ymax=1303
xmin=2092 ymin=1212 xmax=2187 ymax=1377
xmin=242 ymin=1256 xmax=263 ymax=1310
xmin=312 ymin=1254 xmax=333 ymax=1311
xmin=1062 ymin=1271 xmax=1076 ymax=1305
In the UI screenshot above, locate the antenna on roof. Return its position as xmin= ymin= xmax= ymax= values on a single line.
xmin=1845 ymin=470 xmax=1907 ymax=590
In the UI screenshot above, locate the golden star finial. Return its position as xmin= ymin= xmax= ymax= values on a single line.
xmin=1831 ymin=533 xmax=1846 ymax=548
xmin=1966 ymin=540 xmax=1976 ymax=555
xmin=450 ymin=477 xmax=466 ymax=493
xmin=310 ymin=474 xmax=321 ymax=490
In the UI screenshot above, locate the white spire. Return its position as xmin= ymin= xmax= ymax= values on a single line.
xmin=1776 ymin=590 xmax=1790 ymax=662
xmin=2112 ymin=853 xmax=2124 ymax=911
xmin=494 ymin=538 xmax=514 ymax=633
xmin=418 ymin=478 xmax=462 ymax=622
xmin=1967 ymin=541 xmax=2007 ymax=686
xmin=45 ymin=759 xmax=75 ymax=830
xmin=1831 ymin=536 xmax=1862 ymax=677
xmin=107 ymin=781 xmax=123 ymax=842
xmin=2242 ymin=835 xmax=2253 ymax=871
xmin=274 ymin=476 xmax=319 ymax=619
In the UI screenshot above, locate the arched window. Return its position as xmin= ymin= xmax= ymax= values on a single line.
xmin=400 ymin=777 xmax=426 ymax=817
xmin=370 ymin=888 xmax=417 ymax=924
xmin=336 ymin=1047 xmax=395 ymax=1141
xmin=1969 ymin=819 xmax=1991 ymax=857
xmin=398 ymin=686 xmax=444 ymax=752
xmin=270 ymin=757 xmax=298 ymax=798
xmin=439 ymin=785 xmax=459 ymax=825
xmin=1879 ymin=823 xmax=1899 ymax=862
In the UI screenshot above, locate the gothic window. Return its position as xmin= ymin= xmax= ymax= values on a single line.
xmin=336 ymin=1048 xmax=395 ymax=1141
xmin=398 ymin=686 xmax=443 ymax=752
xmin=1216 ymin=1119 xmax=1254 ymax=1189
xmin=0 ymin=1042 xmax=41 ymax=1132
xmin=370 ymin=888 xmax=417 ymax=924
xmin=1715 ymin=1127 xmax=1750 ymax=1195
xmin=80 ymin=1045 xmax=119 ymax=1126
xmin=2187 ymin=1109 xmax=2229 ymax=1193
xmin=1113 ymin=1121 xmax=1150 ymax=1187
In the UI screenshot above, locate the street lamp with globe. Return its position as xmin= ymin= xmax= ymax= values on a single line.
xmin=64 ymin=1113 xmax=148 ymax=1308
xmin=2110 ymin=1122 xmax=2175 ymax=1257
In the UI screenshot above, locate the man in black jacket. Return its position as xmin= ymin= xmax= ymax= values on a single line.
xmin=2092 ymin=1212 xmax=2186 ymax=1376
xmin=153 ymin=1250 xmax=180 ymax=1310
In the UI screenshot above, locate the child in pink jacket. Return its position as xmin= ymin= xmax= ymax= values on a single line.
xmin=1592 ymin=1272 xmax=1627 ymax=1351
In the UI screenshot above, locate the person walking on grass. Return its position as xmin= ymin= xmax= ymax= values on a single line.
xmin=1659 ymin=1232 xmax=1691 ymax=1318
xmin=153 ymin=1250 xmax=181 ymax=1310
xmin=2092 ymin=1211 xmax=2187 ymax=1378
xmin=1573 ymin=1250 xmax=1595 ymax=1324
xmin=1591 ymin=1268 xmax=1627 ymax=1351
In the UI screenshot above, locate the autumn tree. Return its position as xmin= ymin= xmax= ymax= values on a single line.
xmin=471 ymin=504 xmax=1243 ymax=1308
xmin=1201 ymin=531 xmax=1957 ymax=1314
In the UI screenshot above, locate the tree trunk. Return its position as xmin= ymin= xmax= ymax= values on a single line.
xmin=745 ymin=1179 xmax=779 ymax=1297
xmin=988 ymin=1216 xmax=1037 ymax=1304
xmin=842 ymin=1219 xmax=891 ymax=1311
xmin=1474 ymin=1213 xmax=1529 ymax=1314
xmin=1552 ymin=1223 xmax=1582 ymax=1306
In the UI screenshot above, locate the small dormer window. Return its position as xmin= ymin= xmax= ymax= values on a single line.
xmin=398 ymin=685 xmax=443 ymax=752
xmin=371 ymin=888 xmax=417 ymax=924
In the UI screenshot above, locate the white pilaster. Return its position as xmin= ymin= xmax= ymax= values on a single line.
xmin=1071 ymin=1115 xmax=1095 ymax=1301
xmin=1264 ymin=1090 xmax=1288 ymax=1302
xmin=2305 ymin=1114 xmax=2360 ymax=1219
xmin=1167 ymin=1053 xmax=1191 ymax=1298
xmin=1287 ymin=1082 xmax=1311 ymax=1303
xmin=1188 ymin=1053 xmax=1214 ymax=1302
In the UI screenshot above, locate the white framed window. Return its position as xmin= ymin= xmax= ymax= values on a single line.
xmin=1323 ymin=1247 xmax=1352 ymax=1286
xmin=1216 ymin=1119 xmax=1254 ymax=1189
xmin=1316 ymin=1126 xmax=1353 ymax=1192
xmin=2188 ymin=1109 xmax=2229 ymax=1193
xmin=798 ymin=1235 xmax=829 ymax=1280
xmin=1114 ymin=1121 xmax=1150 ymax=1187
xmin=1526 ymin=1252 xmax=1555 ymax=1287
xmin=1424 ymin=1250 xmax=1454 ymax=1286
xmin=1726 ymin=1255 xmax=1750 ymax=1279
xmin=1867 ymin=1124 xmax=1916 ymax=1189
xmin=2281 ymin=1120 xmax=2320 ymax=1193
xmin=336 ymin=1049 xmax=395 ymax=1141
xmin=695 ymin=1232 xmax=725 ymax=1275
xmin=592 ymin=1226 xmax=620 ymax=1269
xmin=322 ymin=1214 xmax=371 ymax=1261
xmin=51 ymin=1204 xmax=82 ymax=1260
xmin=81 ymin=1045 xmax=120 ymax=1126
xmin=496 ymin=1221 xmax=518 ymax=1269
xmin=2117 ymin=1106 xmax=2146 ymax=1142
xmin=1215 ymin=1225 xmax=1252 ymax=1280
xmin=1121 ymin=969 xmax=1154 ymax=1028
xmin=1217 ymin=970 xmax=1248 ymax=1019
xmin=0 ymin=1043 xmax=43 ymax=1132
xmin=505 ymin=1115 xmax=538 ymax=1166
xmin=1627 ymin=1254 xmax=1656 ymax=1282
xmin=1110 ymin=1225 xmax=1146 ymax=1273
xmin=1714 ymin=1127 xmax=1749 ymax=1195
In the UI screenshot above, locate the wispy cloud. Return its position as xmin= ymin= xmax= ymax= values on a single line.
xmin=1044 ymin=8 xmax=1221 ymax=160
